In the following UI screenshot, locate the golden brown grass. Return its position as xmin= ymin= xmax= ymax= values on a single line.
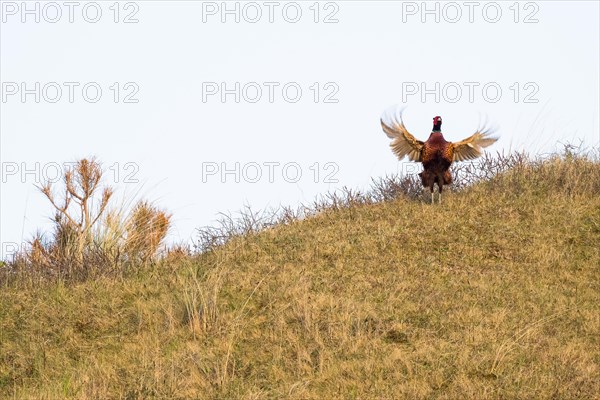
xmin=1 ymin=153 xmax=599 ymax=399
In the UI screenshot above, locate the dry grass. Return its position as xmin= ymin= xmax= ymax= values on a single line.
xmin=1 ymin=151 xmax=599 ymax=399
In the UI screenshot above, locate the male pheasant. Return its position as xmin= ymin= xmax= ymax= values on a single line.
xmin=381 ymin=114 xmax=498 ymax=204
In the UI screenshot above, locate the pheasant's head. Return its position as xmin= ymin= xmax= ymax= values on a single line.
xmin=432 ymin=116 xmax=442 ymax=132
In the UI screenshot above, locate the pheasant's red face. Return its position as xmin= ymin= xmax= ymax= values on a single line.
xmin=433 ymin=116 xmax=442 ymax=124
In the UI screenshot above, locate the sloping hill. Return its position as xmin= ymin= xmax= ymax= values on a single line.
xmin=1 ymin=155 xmax=599 ymax=399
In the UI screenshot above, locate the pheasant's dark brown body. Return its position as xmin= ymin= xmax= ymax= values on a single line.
xmin=381 ymin=114 xmax=498 ymax=203
xmin=419 ymin=131 xmax=454 ymax=195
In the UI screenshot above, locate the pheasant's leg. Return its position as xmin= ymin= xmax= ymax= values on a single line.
xmin=441 ymin=171 xmax=452 ymax=205
xmin=439 ymin=191 xmax=442 ymax=204
xmin=430 ymin=181 xmax=436 ymax=205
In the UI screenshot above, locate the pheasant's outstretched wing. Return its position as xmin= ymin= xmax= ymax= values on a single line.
xmin=451 ymin=129 xmax=498 ymax=162
xmin=380 ymin=118 xmax=424 ymax=162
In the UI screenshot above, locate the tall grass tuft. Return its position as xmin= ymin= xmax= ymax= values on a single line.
xmin=124 ymin=201 xmax=172 ymax=265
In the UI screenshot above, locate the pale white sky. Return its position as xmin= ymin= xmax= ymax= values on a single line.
xmin=1 ymin=1 xmax=599 ymax=257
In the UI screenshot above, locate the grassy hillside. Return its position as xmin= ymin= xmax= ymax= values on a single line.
xmin=1 ymin=154 xmax=599 ymax=399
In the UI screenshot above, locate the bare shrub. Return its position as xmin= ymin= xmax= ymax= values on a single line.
xmin=370 ymin=173 xmax=423 ymax=202
xmin=38 ymin=158 xmax=113 ymax=262
xmin=2 ymin=158 xmax=171 ymax=283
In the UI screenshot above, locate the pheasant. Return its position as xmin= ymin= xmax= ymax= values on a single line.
xmin=381 ymin=114 xmax=498 ymax=204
